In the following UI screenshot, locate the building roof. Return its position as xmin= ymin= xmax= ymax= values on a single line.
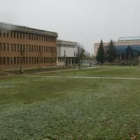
xmin=57 ymin=40 xmax=77 ymax=46
xmin=0 ymin=21 xmax=58 ymax=37
xmin=118 ymin=36 xmax=140 ymax=42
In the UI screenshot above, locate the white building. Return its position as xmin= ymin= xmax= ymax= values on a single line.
xmin=57 ymin=40 xmax=77 ymax=66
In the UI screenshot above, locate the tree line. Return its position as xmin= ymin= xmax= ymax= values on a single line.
xmin=96 ymin=40 xmax=117 ymax=65
xmin=76 ymin=43 xmax=91 ymax=69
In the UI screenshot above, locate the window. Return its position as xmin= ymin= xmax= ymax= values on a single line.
xmin=20 ymin=44 xmax=22 ymax=51
xmin=7 ymin=43 xmax=9 ymax=51
xmin=34 ymin=45 xmax=36 ymax=52
xmin=29 ymin=57 xmax=31 ymax=64
xmin=0 ymin=57 xmax=2 ymax=65
xmin=20 ymin=32 xmax=22 ymax=39
xmin=26 ymin=45 xmax=28 ymax=52
xmin=17 ymin=44 xmax=20 ymax=52
xmin=14 ymin=44 xmax=16 ymax=51
xmin=0 ymin=43 xmax=2 ymax=51
xmin=23 ymin=45 xmax=25 ymax=51
xmin=14 ymin=31 xmax=16 ymax=38
xmin=26 ymin=57 xmax=28 ymax=64
xmin=26 ymin=33 xmax=29 ymax=39
xmin=23 ymin=57 xmax=25 ymax=64
xmin=10 ymin=57 xmax=13 ymax=64
xmin=34 ymin=35 xmax=36 ymax=40
xmin=14 ymin=57 xmax=16 ymax=64
xmin=3 ymin=43 xmax=6 ymax=51
xmin=23 ymin=33 xmax=25 ymax=39
xmin=17 ymin=57 xmax=20 ymax=64
xmin=17 ymin=32 xmax=19 ymax=38
xmin=3 ymin=31 xmax=5 ymax=37
xmin=32 ymin=57 xmax=33 ymax=64
xmin=3 ymin=57 xmax=6 ymax=65
xmin=11 ymin=44 xmax=13 ymax=51
xmin=29 ymin=45 xmax=31 ymax=52
xmin=32 ymin=45 xmax=34 ymax=52
xmin=29 ymin=34 xmax=31 ymax=40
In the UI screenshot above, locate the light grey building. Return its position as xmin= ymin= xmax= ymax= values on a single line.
xmin=57 ymin=40 xmax=77 ymax=66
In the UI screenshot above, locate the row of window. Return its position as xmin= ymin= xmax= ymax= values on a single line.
xmin=0 ymin=57 xmax=56 ymax=65
xmin=0 ymin=30 xmax=56 ymax=42
xmin=0 ymin=43 xmax=56 ymax=53
xmin=58 ymin=58 xmax=65 ymax=62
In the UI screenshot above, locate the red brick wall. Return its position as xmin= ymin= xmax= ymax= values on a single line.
xmin=0 ymin=30 xmax=57 ymax=69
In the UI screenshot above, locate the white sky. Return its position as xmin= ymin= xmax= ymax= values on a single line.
xmin=0 ymin=0 xmax=140 ymax=54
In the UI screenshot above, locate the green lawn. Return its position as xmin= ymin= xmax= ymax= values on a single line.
xmin=38 ymin=66 xmax=140 ymax=78
xmin=0 ymin=66 xmax=140 ymax=139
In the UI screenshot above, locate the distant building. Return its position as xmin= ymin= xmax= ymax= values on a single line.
xmin=0 ymin=22 xmax=58 ymax=69
xmin=57 ymin=40 xmax=77 ymax=66
xmin=94 ymin=36 xmax=140 ymax=60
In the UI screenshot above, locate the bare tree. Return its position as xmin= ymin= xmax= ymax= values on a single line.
xmin=76 ymin=43 xmax=85 ymax=69
xmin=19 ymin=49 xmax=26 ymax=74
xmin=38 ymin=50 xmax=43 ymax=72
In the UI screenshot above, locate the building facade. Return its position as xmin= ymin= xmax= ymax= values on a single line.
xmin=94 ymin=37 xmax=140 ymax=60
xmin=57 ymin=40 xmax=77 ymax=66
xmin=0 ymin=22 xmax=58 ymax=70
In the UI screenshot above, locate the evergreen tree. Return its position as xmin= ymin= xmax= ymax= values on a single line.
xmin=106 ymin=40 xmax=117 ymax=63
xmin=126 ymin=45 xmax=133 ymax=60
xmin=96 ymin=40 xmax=105 ymax=65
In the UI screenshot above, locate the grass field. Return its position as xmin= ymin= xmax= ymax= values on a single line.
xmin=38 ymin=66 xmax=140 ymax=78
xmin=0 ymin=66 xmax=140 ymax=139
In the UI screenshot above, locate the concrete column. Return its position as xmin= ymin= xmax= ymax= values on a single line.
xmin=15 ymin=32 xmax=17 ymax=38
xmin=70 ymin=58 xmax=72 ymax=66
xmin=68 ymin=58 xmax=70 ymax=66
xmin=8 ymin=31 xmax=11 ymax=38
xmin=63 ymin=58 xmax=65 ymax=66
xmin=24 ymin=33 xmax=26 ymax=39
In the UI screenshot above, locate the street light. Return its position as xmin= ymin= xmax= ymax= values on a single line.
xmin=64 ymin=50 xmax=66 ymax=69
xmin=74 ymin=51 xmax=76 ymax=69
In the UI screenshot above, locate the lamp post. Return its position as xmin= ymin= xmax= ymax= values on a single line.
xmin=74 ymin=51 xmax=76 ymax=69
xmin=64 ymin=50 xmax=66 ymax=69
xmin=89 ymin=53 xmax=91 ymax=67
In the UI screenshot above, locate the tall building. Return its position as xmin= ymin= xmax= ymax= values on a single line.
xmin=57 ymin=40 xmax=77 ymax=66
xmin=94 ymin=37 xmax=140 ymax=60
xmin=0 ymin=22 xmax=58 ymax=70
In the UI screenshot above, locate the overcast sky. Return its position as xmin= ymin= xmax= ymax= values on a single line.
xmin=0 ymin=0 xmax=140 ymax=54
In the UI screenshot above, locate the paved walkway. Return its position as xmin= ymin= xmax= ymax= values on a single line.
xmin=1 ymin=66 xmax=140 ymax=81
xmin=34 ymin=66 xmax=100 ymax=74
xmin=0 ymin=66 xmax=99 ymax=78
xmin=33 ymin=75 xmax=140 ymax=81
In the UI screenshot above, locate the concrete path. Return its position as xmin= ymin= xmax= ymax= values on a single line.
xmin=33 ymin=75 xmax=140 ymax=81
xmin=0 ymin=66 xmax=99 ymax=79
xmin=34 ymin=66 xmax=100 ymax=74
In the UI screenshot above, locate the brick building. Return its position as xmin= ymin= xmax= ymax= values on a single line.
xmin=0 ymin=22 xmax=58 ymax=70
